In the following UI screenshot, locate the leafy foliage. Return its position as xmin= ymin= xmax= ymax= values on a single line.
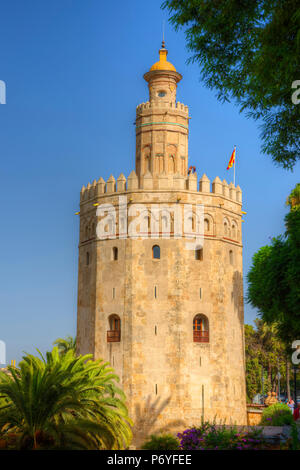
xmin=290 ymin=422 xmax=300 ymax=450
xmin=53 ymin=336 xmax=76 ymax=355
xmin=162 ymin=0 xmax=300 ymax=169
xmin=261 ymin=403 xmax=294 ymax=426
xmin=178 ymin=422 xmax=266 ymax=450
xmin=247 ymin=184 xmax=300 ymax=344
xmin=0 ymin=347 xmax=132 ymax=450
xmin=141 ymin=433 xmax=179 ymax=450
xmin=245 ymin=321 xmax=288 ymax=401
xmin=286 ymin=183 xmax=300 ymax=209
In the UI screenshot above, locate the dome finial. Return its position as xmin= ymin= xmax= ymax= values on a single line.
xmin=162 ymin=19 xmax=165 ymax=48
xmin=148 ymin=39 xmax=176 ymax=72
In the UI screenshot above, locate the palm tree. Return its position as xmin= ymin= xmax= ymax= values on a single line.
xmin=0 ymin=347 xmax=132 ymax=449
xmin=53 ymin=336 xmax=76 ymax=355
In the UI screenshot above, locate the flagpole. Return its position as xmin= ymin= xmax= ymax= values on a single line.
xmin=234 ymin=146 xmax=236 ymax=186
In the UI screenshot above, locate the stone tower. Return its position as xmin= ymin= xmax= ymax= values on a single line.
xmin=76 ymin=42 xmax=247 ymax=446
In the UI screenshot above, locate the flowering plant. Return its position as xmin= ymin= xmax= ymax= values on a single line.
xmin=177 ymin=422 xmax=266 ymax=450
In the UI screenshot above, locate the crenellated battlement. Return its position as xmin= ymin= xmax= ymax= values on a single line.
xmin=80 ymin=171 xmax=242 ymax=204
xmin=136 ymin=100 xmax=189 ymax=115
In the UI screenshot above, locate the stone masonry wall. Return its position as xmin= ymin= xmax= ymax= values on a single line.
xmin=76 ymin=172 xmax=247 ymax=447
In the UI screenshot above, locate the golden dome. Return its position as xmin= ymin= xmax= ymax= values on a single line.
xmin=150 ymin=41 xmax=176 ymax=72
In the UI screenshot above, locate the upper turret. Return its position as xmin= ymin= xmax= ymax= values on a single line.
xmin=135 ymin=42 xmax=188 ymax=179
xmin=143 ymin=41 xmax=182 ymax=106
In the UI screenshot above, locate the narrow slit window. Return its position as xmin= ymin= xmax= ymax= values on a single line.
xmin=86 ymin=252 xmax=90 ymax=266
xmin=112 ymin=247 xmax=118 ymax=261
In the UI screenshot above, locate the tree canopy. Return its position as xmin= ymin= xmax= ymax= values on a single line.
xmin=247 ymin=184 xmax=300 ymax=345
xmin=245 ymin=320 xmax=288 ymax=401
xmin=162 ymin=0 xmax=300 ymax=169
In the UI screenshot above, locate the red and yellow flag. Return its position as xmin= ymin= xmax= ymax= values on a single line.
xmin=227 ymin=146 xmax=236 ymax=170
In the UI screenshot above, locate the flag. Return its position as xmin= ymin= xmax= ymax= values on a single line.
xmin=227 ymin=146 xmax=236 ymax=170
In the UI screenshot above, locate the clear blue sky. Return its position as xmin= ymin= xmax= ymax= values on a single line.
xmin=0 ymin=1 xmax=299 ymax=365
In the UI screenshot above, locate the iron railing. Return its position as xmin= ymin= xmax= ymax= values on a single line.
xmin=107 ymin=330 xmax=121 ymax=342
xmin=193 ymin=330 xmax=209 ymax=343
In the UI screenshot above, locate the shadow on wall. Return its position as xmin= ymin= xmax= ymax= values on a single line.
xmin=131 ymin=395 xmax=184 ymax=448
xmin=232 ymin=271 xmax=243 ymax=322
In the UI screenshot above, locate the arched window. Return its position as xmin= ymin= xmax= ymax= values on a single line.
xmin=86 ymin=252 xmax=90 ymax=266
xmin=224 ymin=221 xmax=228 ymax=236
xmin=120 ymin=216 xmax=126 ymax=233
xmin=161 ymin=214 xmax=170 ymax=235
xmin=180 ymin=156 xmax=185 ymax=175
xmin=232 ymin=223 xmax=237 ymax=239
xmin=187 ymin=215 xmax=196 ymax=232
xmin=107 ymin=314 xmax=121 ymax=342
xmin=145 ymin=155 xmax=151 ymax=173
xmin=195 ymin=248 xmax=203 ymax=261
xmin=112 ymin=247 xmax=118 ymax=261
xmin=152 ymin=245 xmax=160 ymax=259
xmin=168 ymin=155 xmax=175 ymax=173
xmin=204 ymin=218 xmax=209 ymax=232
xmin=229 ymin=249 xmax=234 ymax=265
xmin=155 ymin=155 xmax=164 ymax=173
xmin=144 ymin=214 xmax=150 ymax=233
xmin=193 ymin=314 xmax=209 ymax=343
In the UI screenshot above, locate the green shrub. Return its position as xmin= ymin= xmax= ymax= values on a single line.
xmin=261 ymin=403 xmax=294 ymax=426
xmin=141 ymin=434 xmax=179 ymax=450
xmin=291 ymin=422 xmax=300 ymax=450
